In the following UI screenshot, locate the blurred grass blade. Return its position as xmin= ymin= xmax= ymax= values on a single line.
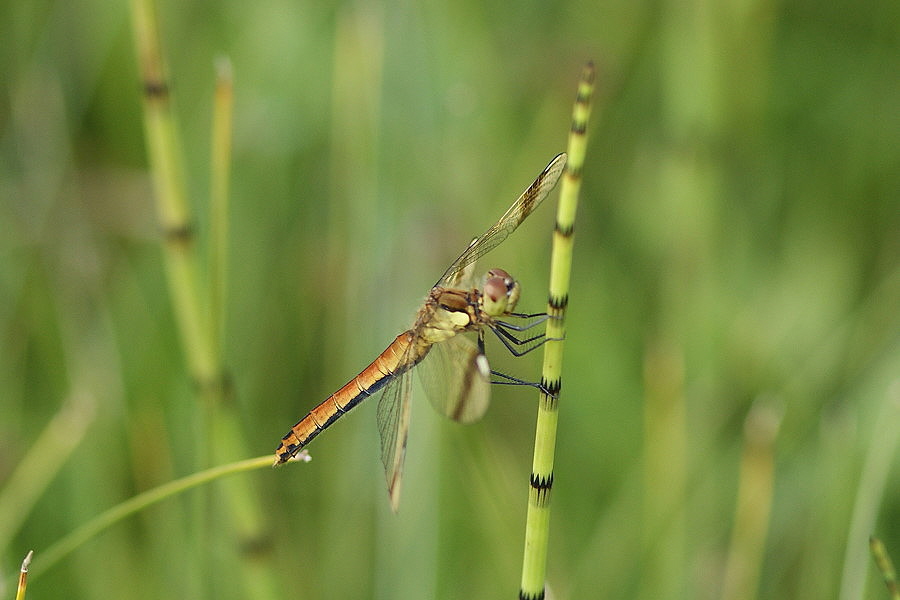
xmin=129 ymin=0 xmax=217 ymax=388
xmin=209 ymin=57 xmax=233 ymax=362
xmin=642 ymin=339 xmax=687 ymax=597
xmin=869 ymin=537 xmax=899 ymax=599
xmin=0 ymin=393 xmax=95 ymax=553
xmin=722 ymin=399 xmax=783 ymax=600
xmin=840 ymin=388 xmax=900 ymax=600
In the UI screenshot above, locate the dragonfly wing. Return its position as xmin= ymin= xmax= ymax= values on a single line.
xmin=441 ymin=251 xmax=479 ymax=289
xmin=375 ymin=364 xmax=413 ymax=513
xmin=417 ymin=334 xmax=491 ymax=424
xmin=436 ymin=153 xmax=567 ymax=287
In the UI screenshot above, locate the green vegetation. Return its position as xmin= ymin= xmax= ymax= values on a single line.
xmin=1 ymin=1 xmax=897 ymax=599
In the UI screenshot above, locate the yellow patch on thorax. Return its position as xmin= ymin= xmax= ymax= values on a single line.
xmin=420 ymin=307 xmax=472 ymax=343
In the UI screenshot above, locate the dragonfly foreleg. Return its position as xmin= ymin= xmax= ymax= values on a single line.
xmin=508 ymin=310 xmax=563 ymax=322
xmin=490 ymin=370 xmax=557 ymax=398
xmin=504 ymin=312 xmax=551 ymax=329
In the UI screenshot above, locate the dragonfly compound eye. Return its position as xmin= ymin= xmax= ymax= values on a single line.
xmin=487 ymin=268 xmax=513 ymax=288
xmin=483 ymin=276 xmax=508 ymax=305
xmin=483 ymin=272 xmax=521 ymax=316
xmin=485 ymin=268 xmax=520 ymax=305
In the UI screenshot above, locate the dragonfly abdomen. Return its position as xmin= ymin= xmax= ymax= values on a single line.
xmin=274 ymin=331 xmax=419 ymax=465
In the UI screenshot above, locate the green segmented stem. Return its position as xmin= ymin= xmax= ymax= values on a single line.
xmin=519 ymin=61 xmax=595 ymax=600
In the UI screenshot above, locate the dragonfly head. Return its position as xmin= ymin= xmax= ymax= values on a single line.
xmin=482 ymin=268 xmax=520 ymax=316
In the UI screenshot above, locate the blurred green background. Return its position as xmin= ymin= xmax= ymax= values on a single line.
xmin=1 ymin=0 xmax=898 ymax=598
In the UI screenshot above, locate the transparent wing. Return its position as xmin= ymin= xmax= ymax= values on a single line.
xmin=437 ymin=153 xmax=567 ymax=288
xmin=375 ymin=359 xmax=414 ymax=513
xmin=417 ymin=334 xmax=491 ymax=424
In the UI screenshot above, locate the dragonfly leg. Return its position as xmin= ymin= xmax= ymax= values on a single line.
xmin=478 ymin=326 xmax=540 ymax=358
xmin=491 ymin=322 xmax=565 ymax=357
xmin=495 ymin=318 xmax=548 ymax=332
xmin=502 ymin=312 xmax=551 ymax=330
xmin=490 ymin=370 xmax=557 ymax=398
xmin=495 ymin=324 xmax=546 ymax=346
xmin=508 ymin=310 xmax=563 ymax=322
xmin=490 ymin=326 xmax=547 ymax=357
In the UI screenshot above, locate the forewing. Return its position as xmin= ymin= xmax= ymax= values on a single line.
xmin=417 ymin=334 xmax=491 ymax=424
xmin=437 ymin=153 xmax=567 ymax=287
xmin=375 ymin=365 xmax=413 ymax=513
xmin=441 ymin=252 xmax=479 ymax=290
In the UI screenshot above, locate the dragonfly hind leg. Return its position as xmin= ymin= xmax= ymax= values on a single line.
xmin=489 ymin=370 xmax=558 ymax=398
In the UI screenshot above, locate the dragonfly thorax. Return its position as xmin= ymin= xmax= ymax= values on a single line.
xmin=482 ymin=268 xmax=520 ymax=317
xmin=418 ymin=288 xmax=479 ymax=344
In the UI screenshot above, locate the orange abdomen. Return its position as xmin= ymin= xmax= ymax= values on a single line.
xmin=275 ymin=331 xmax=417 ymax=464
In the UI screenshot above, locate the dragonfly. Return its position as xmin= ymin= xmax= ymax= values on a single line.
xmin=275 ymin=152 xmax=567 ymax=511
